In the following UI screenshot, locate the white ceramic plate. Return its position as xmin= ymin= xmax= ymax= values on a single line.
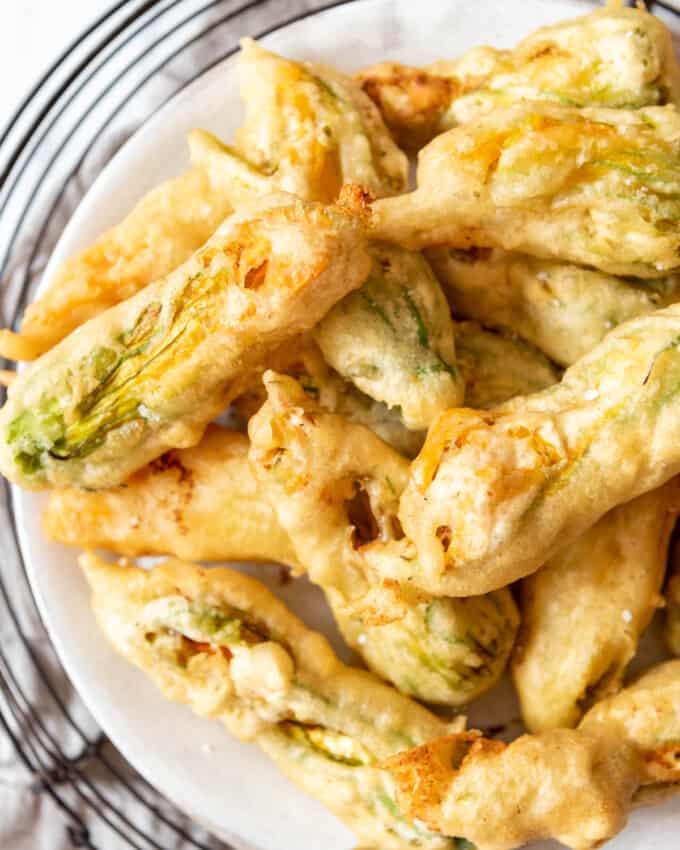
xmin=14 ymin=1 xmax=680 ymax=848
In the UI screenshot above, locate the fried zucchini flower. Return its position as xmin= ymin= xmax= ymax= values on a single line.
xmin=429 ymin=247 xmax=680 ymax=367
xmin=385 ymin=660 xmax=680 ymax=850
xmin=357 ymin=3 xmax=680 ymax=149
xmin=665 ymin=540 xmax=680 ymax=657
xmin=0 ymin=194 xmax=371 ymax=490
xmin=455 ymin=321 xmax=558 ymax=409
xmin=315 ymin=244 xmax=464 ymax=430
xmin=396 ymin=302 xmax=680 ymax=597
xmin=0 ymin=162 xmax=235 ymax=362
xmin=248 ymin=372 xmax=519 ymax=706
xmin=233 ymin=38 xmax=407 ymax=202
xmin=513 ymin=479 xmax=680 ymax=732
xmin=81 ymin=553 xmax=460 ymax=850
xmin=372 ymin=102 xmax=680 ymax=278
xmin=43 ymin=426 xmax=299 ymax=566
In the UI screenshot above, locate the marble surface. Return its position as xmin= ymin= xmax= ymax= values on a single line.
xmin=0 ymin=1 xmax=106 ymax=119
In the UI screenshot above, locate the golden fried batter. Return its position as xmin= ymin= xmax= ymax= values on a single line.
xmin=43 ymin=426 xmax=298 ymax=566
xmin=0 ymin=35 xmax=406 ymax=366
xmin=243 ymin=336 xmax=426 ymax=457
xmin=357 ymin=3 xmax=680 ymax=149
xmin=372 ymin=102 xmax=680 ymax=277
xmin=356 ymin=59 xmax=478 ymax=151
xmin=385 ymin=661 xmax=680 ymax=850
xmin=513 ymin=479 xmax=680 ymax=732
xmin=0 ymin=165 xmax=234 ymax=361
xmin=396 ymin=303 xmax=680 ymax=597
xmin=315 ymin=244 xmax=463 ymax=429
xmin=81 ymin=553 xmax=459 ymax=850
xmin=249 ymin=372 xmax=519 ymax=706
xmin=455 ymin=320 xmax=558 ymax=409
xmin=429 ymin=247 xmax=680 ymax=367
xmin=0 ymin=193 xmax=371 ymax=490
xmin=236 ymin=39 xmax=407 ymax=202
xmin=43 ymin=326 xmax=553 ymax=573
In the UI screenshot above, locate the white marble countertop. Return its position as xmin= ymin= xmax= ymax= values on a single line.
xmin=0 ymin=1 xmax=108 ymax=119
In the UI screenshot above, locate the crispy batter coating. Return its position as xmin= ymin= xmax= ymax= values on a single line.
xmin=235 ymin=39 xmax=407 ymax=202
xmin=237 ymin=336 xmax=425 ymax=457
xmin=248 ymin=372 xmax=519 ymax=706
xmin=665 ymin=540 xmax=680 ymax=657
xmin=0 ymin=35 xmax=405 ymax=367
xmin=356 ymin=61 xmax=467 ymax=151
xmin=81 ymin=553 xmax=458 ymax=849
xmin=429 ymin=247 xmax=680 ymax=367
xmin=372 ymin=102 xmax=680 ymax=278
xmin=42 ymin=326 xmax=551 ymax=570
xmin=43 ymin=426 xmax=298 ymax=566
xmin=396 ymin=303 xmax=680 ymax=596
xmin=580 ymin=660 xmax=680 ymax=785
xmin=0 ymin=194 xmax=371 ymax=490
xmin=42 ymin=339 xmax=424 ymax=558
xmin=357 ymin=3 xmax=680 ymax=149
xmin=0 ymin=165 xmax=234 ymax=362
xmin=315 ymin=244 xmax=463 ymax=430
xmin=513 ymin=479 xmax=680 ymax=732
xmin=386 ymin=729 xmax=639 ymax=850
xmin=385 ymin=660 xmax=680 ymax=850
xmin=188 ymin=38 xmax=408 ymax=207
xmin=455 ymin=321 xmax=558 ymax=409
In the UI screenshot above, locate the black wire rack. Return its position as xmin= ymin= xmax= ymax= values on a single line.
xmin=0 ymin=1 xmax=678 ymax=848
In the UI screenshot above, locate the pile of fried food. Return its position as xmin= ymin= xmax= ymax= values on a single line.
xmin=3 ymin=1 xmax=680 ymax=847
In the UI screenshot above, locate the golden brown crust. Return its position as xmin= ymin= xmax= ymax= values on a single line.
xmin=372 ymin=103 xmax=680 ymax=278
xmin=357 ymin=4 xmax=680 ymax=150
xmin=81 ymin=553 xmax=458 ymax=850
xmin=395 ymin=303 xmax=680 ymax=597
xmin=0 ymin=194 xmax=371 ymax=490
xmin=385 ymin=662 xmax=680 ymax=850
xmin=248 ymin=372 xmax=519 ymax=706
xmin=236 ymin=39 xmax=407 ymax=201
xmin=356 ymin=63 xmax=461 ymax=150
xmin=513 ymin=479 xmax=680 ymax=731
xmin=44 ymin=426 xmax=298 ymax=566
xmin=0 ymin=166 xmax=234 ymax=361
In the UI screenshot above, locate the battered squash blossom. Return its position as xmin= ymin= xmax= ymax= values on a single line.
xmin=372 ymin=102 xmax=680 ymax=277
xmin=81 ymin=554 xmax=461 ymax=850
xmin=429 ymin=247 xmax=680 ymax=367
xmin=385 ymin=661 xmax=680 ymax=850
xmin=0 ymin=194 xmax=371 ymax=489
xmin=395 ymin=303 xmax=680 ymax=597
xmin=357 ymin=3 xmax=680 ymax=148
xmin=190 ymin=38 xmax=407 ymax=207
xmin=316 ymin=244 xmax=464 ymax=430
xmin=514 ymin=479 xmax=680 ymax=732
